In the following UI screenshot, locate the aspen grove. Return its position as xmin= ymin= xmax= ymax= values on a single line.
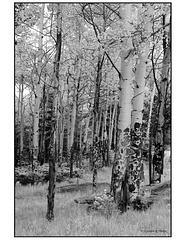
xmin=15 ymin=3 xmax=171 ymax=225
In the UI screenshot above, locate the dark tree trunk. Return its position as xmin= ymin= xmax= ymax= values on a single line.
xmin=148 ymin=132 xmax=153 ymax=185
xmin=39 ymin=83 xmax=46 ymax=165
xmin=92 ymin=53 xmax=105 ymax=190
xmin=46 ymin=4 xmax=62 ymax=221
xmin=69 ymin=67 xmax=81 ymax=178
xmin=152 ymin=17 xmax=170 ymax=183
xmin=46 ymin=151 xmax=56 ymax=221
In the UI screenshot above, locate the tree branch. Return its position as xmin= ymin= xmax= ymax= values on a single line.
xmin=104 ymin=52 xmax=121 ymax=79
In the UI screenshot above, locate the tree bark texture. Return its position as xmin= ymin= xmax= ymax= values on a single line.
xmin=19 ymin=74 xmax=24 ymax=167
xmin=92 ymin=52 xmax=105 ymax=190
xmin=69 ymin=57 xmax=81 ymax=177
xmin=111 ymin=4 xmax=134 ymax=211
xmin=153 ymin=45 xmax=170 ymax=182
xmin=33 ymin=4 xmax=44 ymax=161
xmin=46 ymin=3 xmax=62 ymax=221
xmin=130 ymin=40 xmax=151 ymax=199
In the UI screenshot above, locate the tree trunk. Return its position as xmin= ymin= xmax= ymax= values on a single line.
xmin=111 ymin=4 xmax=134 ymax=211
xmin=46 ymin=3 xmax=62 ymax=221
xmin=69 ymin=57 xmax=81 ymax=177
xmin=69 ymin=99 xmax=76 ymax=177
xmin=108 ymin=99 xmax=117 ymax=165
xmin=39 ymin=83 xmax=46 ymax=165
xmin=146 ymin=82 xmax=156 ymax=185
xmin=59 ymin=41 xmax=65 ymax=162
xmin=146 ymin=82 xmax=156 ymax=140
xmin=130 ymin=3 xmax=153 ymax=197
xmin=83 ymin=115 xmax=90 ymax=152
xmin=152 ymin=14 xmax=170 ymax=183
xmin=113 ymin=103 xmax=118 ymax=151
xmin=33 ymin=4 xmax=44 ymax=162
xmin=152 ymin=45 xmax=170 ymax=183
xmin=92 ymin=52 xmax=105 ymax=191
xmin=59 ymin=105 xmax=65 ymax=161
xmin=130 ymin=42 xmax=150 ymax=199
xmin=19 ymin=74 xmax=24 ymax=167
xmin=66 ymin=82 xmax=71 ymax=162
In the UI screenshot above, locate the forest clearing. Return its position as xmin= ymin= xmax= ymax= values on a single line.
xmin=15 ymin=2 xmax=171 ymax=237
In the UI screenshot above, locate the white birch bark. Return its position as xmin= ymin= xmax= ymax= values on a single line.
xmin=129 ymin=5 xmax=153 ymax=197
xmin=119 ymin=4 xmax=133 ymax=130
xmin=112 ymin=4 xmax=134 ymax=206
xmin=33 ymin=4 xmax=44 ymax=160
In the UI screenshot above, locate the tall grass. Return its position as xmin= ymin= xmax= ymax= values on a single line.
xmin=15 ymin=166 xmax=170 ymax=236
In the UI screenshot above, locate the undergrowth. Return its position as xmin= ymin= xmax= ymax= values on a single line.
xmin=15 ymin=166 xmax=170 ymax=237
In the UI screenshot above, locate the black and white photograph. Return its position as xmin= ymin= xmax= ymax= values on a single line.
xmin=14 ymin=1 xmax=172 ymax=237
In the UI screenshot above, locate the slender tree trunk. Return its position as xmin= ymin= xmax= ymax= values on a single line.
xmin=152 ymin=45 xmax=170 ymax=183
xmin=146 ymin=82 xmax=156 ymax=184
xmin=60 ymin=105 xmax=65 ymax=161
xmin=33 ymin=4 xmax=44 ymax=162
xmin=69 ymin=58 xmax=81 ymax=177
xmin=83 ymin=115 xmax=90 ymax=152
xmin=113 ymin=103 xmax=118 ymax=151
xmin=39 ymin=83 xmax=46 ymax=165
xmin=147 ymin=83 xmax=156 ymax=140
xmin=78 ymin=117 xmax=83 ymax=168
xmin=15 ymin=81 xmax=22 ymax=167
xmin=109 ymin=102 xmax=116 ymax=149
xmin=66 ymin=82 xmax=70 ymax=162
xmin=55 ymin=96 xmax=60 ymax=163
xmin=69 ymin=99 xmax=76 ymax=177
xmin=97 ymin=109 xmax=102 ymax=140
xmin=101 ymin=104 xmax=108 ymax=142
xmin=92 ymin=52 xmax=105 ymax=191
xmin=59 ymin=40 xmax=65 ymax=162
xmin=108 ymin=100 xmax=117 ymax=165
xmin=46 ymin=3 xmax=62 ymax=221
xmin=19 ymin=74 xmax=24 ymax=167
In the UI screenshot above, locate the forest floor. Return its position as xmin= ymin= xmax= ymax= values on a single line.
xmin=15 ymin=152 xmax=171 ymax=237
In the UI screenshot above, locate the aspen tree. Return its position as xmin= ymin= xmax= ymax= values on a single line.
xmin=146 ymin=82 xmax=156 ymax=141
xmin=19 ymin=74 xmax=24 ymax=167
xmin=66 ymin=79 xmax=71 ymax=162
xmin=130 ymin=5 xmax=153 ymax=198
xmin=146 ymin=82 xmax=156 ymax=184
xmin=153 ymin=44 xmax=170 ymax=182
xmin=152 ymin=13 xmax=170 ymax=183
xmin=83 ymin=115 xmax=90 ymax=151
xmin=46 ymin=3 xmax=62 ymax=221
xmin=33 ymin=4 xmax=44 ymax=162
xmin=109 ymin=98 xmax=117 ymax=151
xmin=69 ymin=58 xmax=81 ymax=177
xmin=92 ymin=52 xmax=105 ymax=190
xmin=59 ymin=40 xmax=65 ymax=161
xmin=111 ymin=4 xmax=134 ymax=210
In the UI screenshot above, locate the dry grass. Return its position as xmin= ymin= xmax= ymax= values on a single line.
xmin=15 ymin=165 xmax=171 ymax=237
